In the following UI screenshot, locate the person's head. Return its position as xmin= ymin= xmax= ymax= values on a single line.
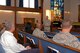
xmin=61 ymin=19 xmax=72 ymax=32
xmin=36 ymin=23 xmax=42 ymax=30
xmin=5 ymin=22 xmax=15 ymax=33
xmin=46 ymin=16 xmax=48 ymax=20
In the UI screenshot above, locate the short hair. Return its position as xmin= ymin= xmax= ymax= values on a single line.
xmin=4 ymin=22 xmax=13 ymax=31
xmin=61 ymin=19 xmax=72 ymax=29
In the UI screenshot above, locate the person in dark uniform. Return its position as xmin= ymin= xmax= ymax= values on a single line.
xmin=25 ymin=21 xmax=33 ymax=34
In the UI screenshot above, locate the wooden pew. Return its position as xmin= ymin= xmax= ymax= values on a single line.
xmin=18 ymin=31 xmax=80 ymax=53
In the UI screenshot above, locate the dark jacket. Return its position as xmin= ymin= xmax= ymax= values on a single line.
xmin=25 ymin=22 xmax=33 ymax=34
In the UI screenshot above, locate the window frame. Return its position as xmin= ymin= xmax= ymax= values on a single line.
xmin=23 ymin=0 xmax=35 ymax=8
xmin=0 ymin=0 xmax=6 ymax=6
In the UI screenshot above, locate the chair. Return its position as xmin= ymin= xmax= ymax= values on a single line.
xmin=48 ymin=46 xmax=60 ymax=53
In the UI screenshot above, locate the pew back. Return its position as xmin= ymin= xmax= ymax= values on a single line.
xmin=18 ymin=31 xmax=80 ymax=53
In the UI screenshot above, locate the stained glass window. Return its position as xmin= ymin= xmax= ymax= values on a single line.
xmin=50 ymin=0 xmax=64 ymax=21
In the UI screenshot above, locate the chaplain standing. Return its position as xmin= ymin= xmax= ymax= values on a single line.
xmin=43 ymin=16 xmax=51 ymax=32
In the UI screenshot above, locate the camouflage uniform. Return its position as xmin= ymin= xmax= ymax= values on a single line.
xmin=43 ymin=20 xmax=51 ymax=32
xmin=53 ymin=32 xmax=80 ymax=49
xmin=32 ymin=28 xmax=47 ymax=38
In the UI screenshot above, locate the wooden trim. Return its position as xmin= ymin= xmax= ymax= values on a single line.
xmin=14 ymin=0 xmax=16 ymax=30
xmin=16 ymin=7 xmax=40 ymax=12
xmin=40 ymin=0 xmax=44 ymax=24
xmin=14 ymin=0 xmax=18 ymax=39
xmin=0 ymin=6 xmax=40 ymax=12
xmin=78 ymin=5 xmax=80 ymax=22
xmin=76 ymin=36 xmax=80 ymax=38
xmin=0 ymin=6 xmax=15 ymax=11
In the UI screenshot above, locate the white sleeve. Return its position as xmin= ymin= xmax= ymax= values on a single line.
xmin=2 ymin=34 xmax=26 ymax=52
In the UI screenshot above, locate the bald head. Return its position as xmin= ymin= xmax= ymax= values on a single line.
xmin=36 ymin=23 xmax=42 ymax=29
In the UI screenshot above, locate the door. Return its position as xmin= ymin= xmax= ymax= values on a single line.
xmin=24 ymin=18 xmax=35 ymax=27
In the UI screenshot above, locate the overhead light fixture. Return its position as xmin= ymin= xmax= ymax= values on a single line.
xmin=0 ymin=10 xmax=13 ymax=12
xmin=17 ymin=11 xmax=40 ymax=14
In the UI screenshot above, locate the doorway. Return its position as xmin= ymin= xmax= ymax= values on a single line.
xmin=24 ymin=18 xmax=35 ymax=27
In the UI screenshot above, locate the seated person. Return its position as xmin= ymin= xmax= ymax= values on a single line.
xmin=25 ymin=21 xmax=33 ymax=34
xmin=0 ymin=24 xmax=5 ymax=53
xmin=32 ymin=23 xmax=47 ymax=38
xmin=52 ymin=19 xmax=80 ymax=49
xmin=0 ymin=22 xmax=31 ymax=53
